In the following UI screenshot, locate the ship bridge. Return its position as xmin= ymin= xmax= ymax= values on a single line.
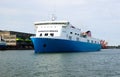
xmin=34 ymin=21 xmax=69 ymax=38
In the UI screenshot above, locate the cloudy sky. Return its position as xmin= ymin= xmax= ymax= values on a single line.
xmin=0 ymin=0 xmax=120 ymax=46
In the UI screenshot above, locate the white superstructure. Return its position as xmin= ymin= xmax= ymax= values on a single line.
xmin=34 ymin=21 xmax=100 ymax=44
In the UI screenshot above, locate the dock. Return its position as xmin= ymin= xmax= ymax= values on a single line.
xmin=0 ymin=30 xmax=34 ymax=50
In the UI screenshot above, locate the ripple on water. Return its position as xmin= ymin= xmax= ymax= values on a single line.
xmin=0 ymin=49 xmax=120 ymax=77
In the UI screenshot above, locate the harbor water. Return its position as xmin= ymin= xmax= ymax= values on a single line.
xmin=0 ymin=49 xmax=120 ymax=77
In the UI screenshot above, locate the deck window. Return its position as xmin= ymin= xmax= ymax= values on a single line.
xmin=87 ymin=40 xmax=90 ymax=43
xmin=75 ymin=33 xmax=77 ymax=35
xmin=70 ymin=32 xmax=73 ymax=34
xmin=91 ymin=40 xmax=93 ymax=43
xmin=69 ymin=36 xmax=72 ymax=40
xmin=76 ymin=38 xmax=79 ymax=41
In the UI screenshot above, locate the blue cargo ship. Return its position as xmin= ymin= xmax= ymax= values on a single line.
xmin=31 ymin=20 xmax=101 ymax=53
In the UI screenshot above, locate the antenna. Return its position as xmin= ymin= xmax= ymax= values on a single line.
xmin=51 ymin=14 xmax=56 ymax=21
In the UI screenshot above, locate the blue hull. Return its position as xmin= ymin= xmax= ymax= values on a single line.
xmin=31 ymin=37 xmax=101 ymax=53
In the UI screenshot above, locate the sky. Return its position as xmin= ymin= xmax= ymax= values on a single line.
xmin=0 ymin=0 xmax=120 ymax=46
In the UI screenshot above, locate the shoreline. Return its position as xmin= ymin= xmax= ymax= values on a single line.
xmin=0 ymin=45 xmax=34 ymax=50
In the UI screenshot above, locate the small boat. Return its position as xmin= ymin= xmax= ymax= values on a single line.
xmin=0 ymin=36 xmax=6 ymax=49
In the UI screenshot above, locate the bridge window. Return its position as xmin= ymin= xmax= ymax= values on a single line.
xmin=40 ymin=33 xmax=42 ymax=36
xmin=50 ymin=33 xmax=54 ymax=37
xmin=45 ymin=33 xmax=48 ymax=36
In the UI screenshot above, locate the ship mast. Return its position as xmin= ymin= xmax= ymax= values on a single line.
xmin=51 ymin=14 xmax=56 ymax=21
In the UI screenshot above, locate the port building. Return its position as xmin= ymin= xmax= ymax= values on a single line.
xmin=0 ymin=30 xmax=35 ymax=49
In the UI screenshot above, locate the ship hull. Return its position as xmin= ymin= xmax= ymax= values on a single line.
xmin=0 ymin=42 xmax=6 ymax=50
xmin=31 ymin=37 xmax=101 ymax=53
